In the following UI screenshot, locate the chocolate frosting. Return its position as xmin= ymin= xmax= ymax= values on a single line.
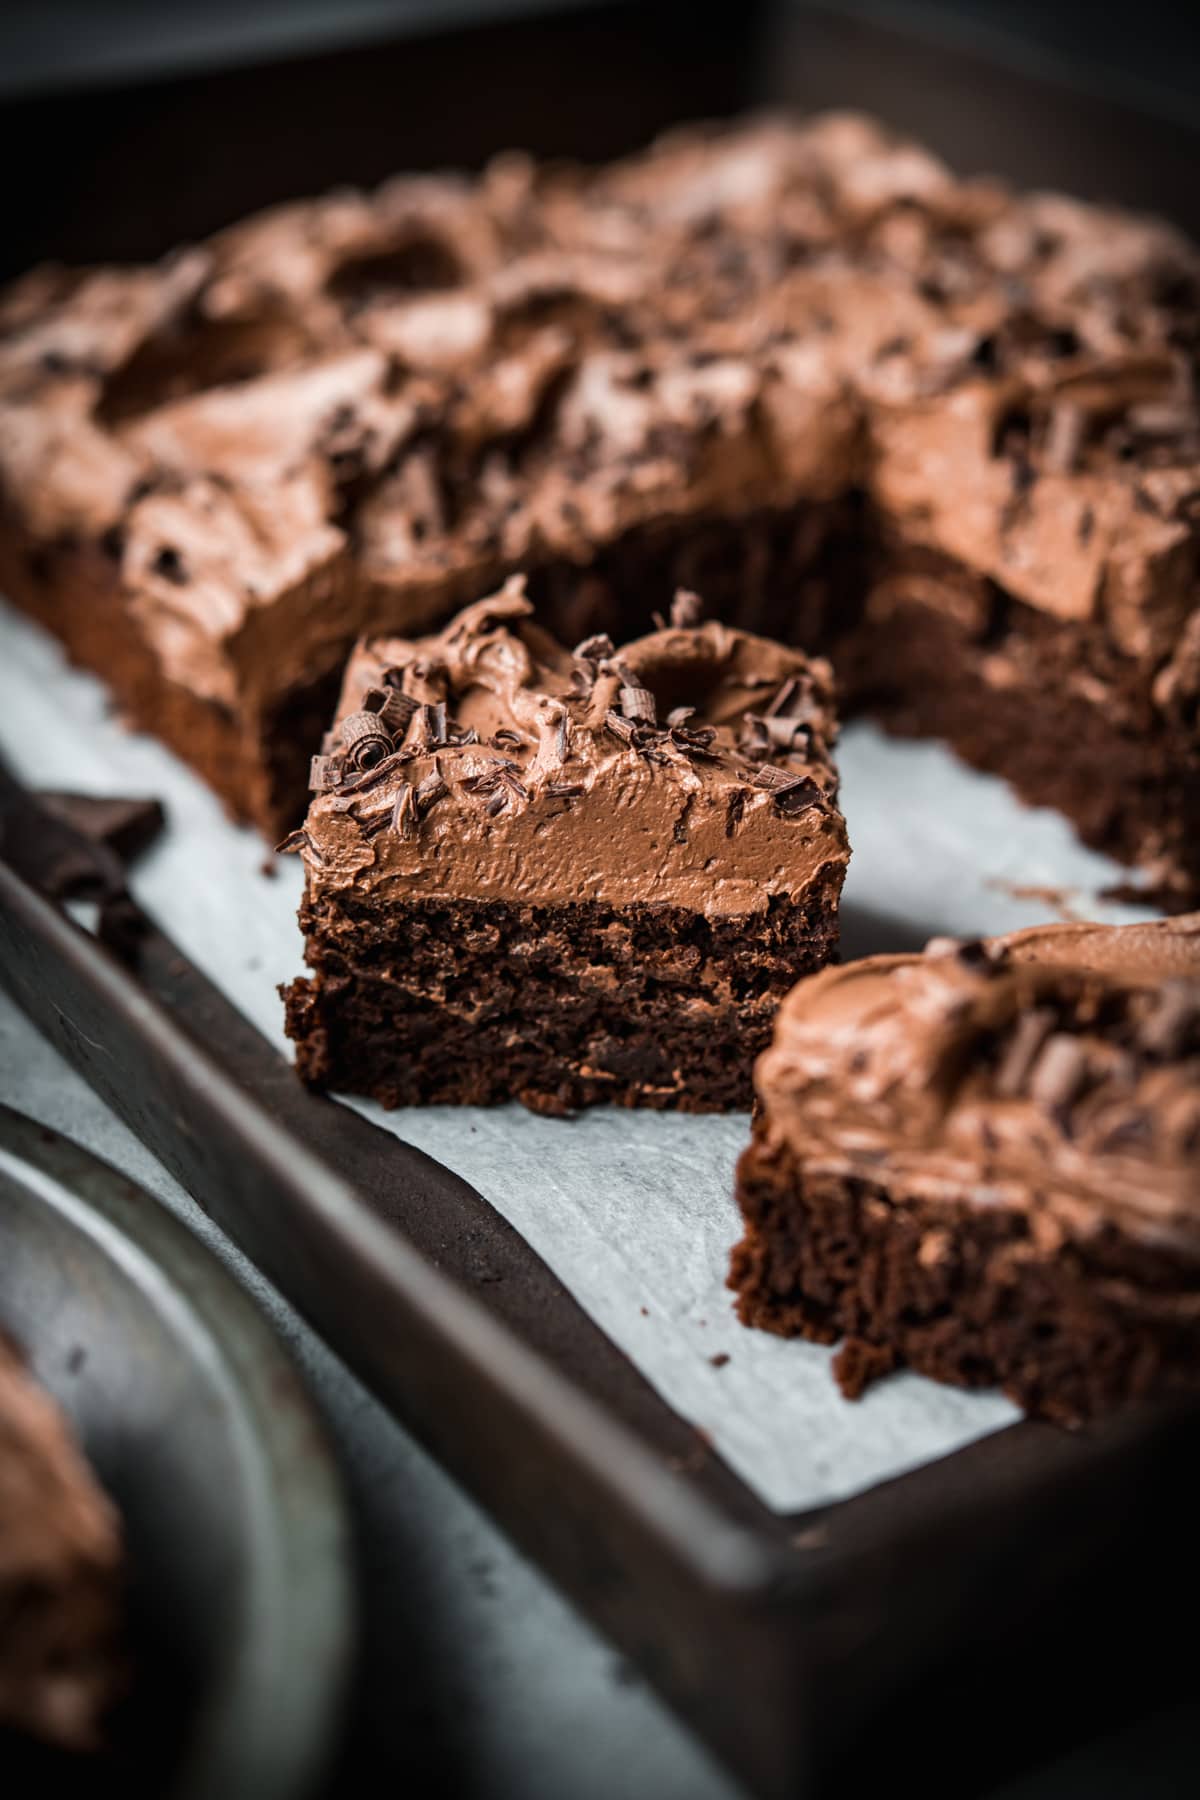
xmin=2 ymin=111 xmax=1196 ymax=730
xmin=0 ymin=1336 xmax=123 ymax=1749
xmin=289 ymin=580 xmax=848 ymax=918
xmin=756 ymin=917 xmax=1200 ymax=1255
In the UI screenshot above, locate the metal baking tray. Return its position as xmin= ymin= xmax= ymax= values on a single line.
xmin=0 ymin=1095 xmax=353 ymax=1800
xmin=2 ymin=771 xmax=1198 ymax=1799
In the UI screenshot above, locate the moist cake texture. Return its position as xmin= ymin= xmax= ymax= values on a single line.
xmin=282 ymin=582 xmax=848 ymax=1112
xmin=1 ymin=113 xmax=1197 ymax=900
xmin=730 ymin=916 xmax=1200 ymax=1422
xmin=0 ymin=1335 xmax=124 ymax=1751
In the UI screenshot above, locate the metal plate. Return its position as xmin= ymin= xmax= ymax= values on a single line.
xmin=0 ymin=1104 xmax=354 ymax=1800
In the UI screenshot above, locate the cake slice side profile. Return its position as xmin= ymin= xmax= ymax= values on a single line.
xmin=730 ymin=916 xmax=1200 ymax=1422
xmin=282 ymin=581 xmax=848 ymax=1113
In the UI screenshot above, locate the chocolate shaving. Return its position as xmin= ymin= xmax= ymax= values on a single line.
xmin=498 ymin=765 xmax=529 ymax=800
xmin=341 ymin=710 xmax=393 ymax=772
xmin=994 ymin=1007 xmax=1056 ymax=1098
xmin=414 ymin=771 xmax=448 ymax=815
xmin=361 ymin=686 xmax=390 ymax=713
xmin=492 ymin=728 xmax=523 ymax=749
xmin=333 ymin=748 xmax=414 ymax=795
xmin=390 ymin=782 xmax=418 ymax=840
xmin=764 ymin=678 xmax=800 ymax=719
xmin=619 ymin=684 xmax=657 ymax=725
xmin=1139 ymin=980 xmax=1199 ymax=1058
xmin=309 ymin=754 xmax=343 ymax=792
xmin=556 ymin=712 xmax=571 ymax=763
xmin=1043 ymin=401 xmax=1085 ymax=474
xmin=763 ymin=714 xmax=811 ymax=750
xmin=669 ymin=588 xmax=704 ymax=629
xmin=773 ymin=776 xmax=824 ymax=816
xmin=666 ymin=706 xmax=695 ymax=727
xmin=605 ymin=710 xmax=637 ymax=745
xmin=751 ymin=765 xmax=816 ymax=801
xmin=275 ymin=828 xmax=312 ymax=856
xmin=1128 ymin=401 xmax=1195 ymax=439
xmin=546 ymin=782 xmax=584 ymax=799
xmin=485 ymin=790 xmax=508 ymax=817
xmin=378 ymin=689 xmax=418 ymax=734
xmin=739 ymin=715 xmax=770 ymax=760
xmin=725 ymin=788 xmax=747 ymax=837
xmin=1028 ymin=1034 xmax=1088 ymax=1120
xmin=574 ymin=633 xmax=615 ymax=663
xmin=418 ymin=701 xmax=448 ymax=747
xmin=670 ymin=724 xmax=719 ymax=758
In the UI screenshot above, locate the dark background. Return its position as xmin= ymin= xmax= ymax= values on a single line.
xmin=1 ymin=0 xmax=1199 ymax=282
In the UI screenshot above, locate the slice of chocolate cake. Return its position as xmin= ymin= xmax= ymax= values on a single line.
xmin=0 ymin=1335 xmax=124 ymax=1751
xmin=730 ymin=916 xmax=1200 ymax=1423
xmin=282 ymin=582 xmax=848 ymax=1112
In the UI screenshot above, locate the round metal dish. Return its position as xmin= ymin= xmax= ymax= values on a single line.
xmin=0 ymin=1105 xmax=354 ymax=1800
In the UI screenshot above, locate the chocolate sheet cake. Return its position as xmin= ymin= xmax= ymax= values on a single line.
xmin=282 ymin=583 xmax=848 ymax=1112
xmin=1 ymin=113 xmax=1197 ymax=902
xmin=0 ymin=1335 xmax=124 ymax=1751
xmin=730 ymin=916 xmax=1200 ymax=1422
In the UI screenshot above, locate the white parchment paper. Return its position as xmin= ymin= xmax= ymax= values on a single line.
xmin=0 ymin=602 xmax=1158 ymax=1511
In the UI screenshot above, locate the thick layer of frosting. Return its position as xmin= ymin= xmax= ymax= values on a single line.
xmin=288 ymin=581 xmax=849 ymax=917
xmin=1 ymin=110 xmax=1196 ymax=727
xmin=756 ymin=917 xmax=1200 ymax=1254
